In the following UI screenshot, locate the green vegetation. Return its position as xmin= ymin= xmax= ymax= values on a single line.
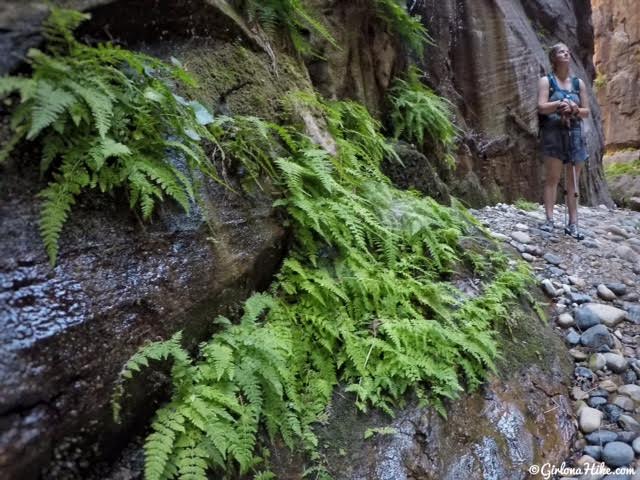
xmin=514 ymin=198 xmax=539 ymax=211
xmin=594 ymin=72 xmax=607 ymax=92
xmin=233 ymin=0 xmax=429 ymax=57
xmin=604 ymin=159 xmax=640 ymax=179
xmin=233 ymin=0 xmax=336 ymax=54
xmin=374 ymin=0 xmax=430 ymax=56
xmin=115 ymin=96 xmax=535 ymax=479
xmin=0 ymin=8 xmax=219 ymax=265
xmin=389 ymin=66 xmax=459 ymax=167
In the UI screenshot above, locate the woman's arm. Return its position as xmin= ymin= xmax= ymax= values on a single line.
xmin=537 ymin=76 xmax=569 ymax=115
xmin=574 ymin=79 xmax=590 ymax=119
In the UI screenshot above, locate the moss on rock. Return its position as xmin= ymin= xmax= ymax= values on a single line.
xmin=177 ymin=41 xmax=312 ymax=122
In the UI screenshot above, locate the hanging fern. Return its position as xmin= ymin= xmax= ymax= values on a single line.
xmin=115 ymin=94 xmax=535 ymax=479
xmin=232 ymin=0 xmax=336 ymax=55
xmin=0 ymin=8 xmax=218 ymax=265
xmin=373 ymin=0 xmax=430 ymax=56
xmin=389 ymin=65 xmax=460 ymax=167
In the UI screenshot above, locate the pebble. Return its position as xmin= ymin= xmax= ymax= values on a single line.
xmin=603 ymin=473 xmax=632 ymax=480
xmin=585 ymin=430 xmax=619 ymax=445
xmin=599 ymin=380 xmax=619 ymax=392
xmin=611 ymin=395 xmax=635 ymax=411
xmin=625 ymin=305 xmax=640 ymax=324
xmin=615 ymin=431 xmax=638 ymax=443
xmin=603 ymin=353 xmax=629 ymax=373
xmin=541 ymin=279 xmax=558 ymax=297
xmin=570 ymin=292 xmax=594 ymax=304
xmin=491 ymin=232 xmax=509 ymax=241
xmin=624 ymin=292 xmax=640 ymax=302
xmin=583 ymin=238 xmax=601 ymax=248
xmin=618 ymin=415 xmax=640 ymax=432
xmin=583 ymin=445 xmax=603 ymax=460
xmin=581 ymin=325 xmax=614 ymax=349
xmin=576 ymin=454 xmax=597 ymax=466
xmin=598 ymin=284 xmax=617 ymax=301
xmin=521 ymin=252 xmax=535 ymax=262
xmin=633 ymin=436 xmax=640 ymax=454
xmin=558 ymin=313 xmax=576 ymax=327
xmin=549 ymin=265 xmax=566 ymax=276
xmin=570 ymin=348 xmax=588 ymax=360
xmin=606 ymin=283 xmax=628 ymax=296
xmin=567 ymin=329 xmax=581 ymax=345
xmin=616 ymin=245 xmax=639 ymax=263
xmin=576 ymin=308 xmax=602 ymax=330
xmin=576 ymin=366 xmax=595 ymax=379
xmin=580 ymin=406 xmax=603 ymax=433
xmin=544 ymin=252 xmax=563 ymax=265
xmin=573 ymin=386 xmax=590 ymax=400
xmin=525 ymin=245 xmax=544 ymax=256
xmin=584 ymin=304 xmax=628 ymax=327
xmin=589 ymin=353 xmax=607 ymax=371
xmin=511 ymin=231 xmax=532 ymax=244
xmin=602 ymin=441 xmax=635 ymax=467
xmin=605 ymin=404 xmax=624 ymax=422
xmin=569 ymin=275 xmax=587 ymax=288
xmin=607 ymin=226 xmax=630 ymax=238
xmin=588 ymin=396 xmax=608 ymax=408
xmin=618 ymin=384 xmax=640 ymax=402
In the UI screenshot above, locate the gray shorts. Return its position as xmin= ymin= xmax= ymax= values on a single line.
xmin=539 ymin=124 xmax=588 ymax=164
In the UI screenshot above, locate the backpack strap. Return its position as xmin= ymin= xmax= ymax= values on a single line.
xmin=548 ymin=73 xmax=558 ymax=97
xmin=571 ymin=76 xmax=580 ymax=94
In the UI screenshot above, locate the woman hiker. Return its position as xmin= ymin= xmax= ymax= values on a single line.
xmin=537 ymin=42 xmax=590 ymax=239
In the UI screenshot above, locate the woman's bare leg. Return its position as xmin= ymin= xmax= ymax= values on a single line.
xmin=543 ymin=156 xmax=563 ymax=220
xmin=566 ymin=162 xmax=583 ymax=225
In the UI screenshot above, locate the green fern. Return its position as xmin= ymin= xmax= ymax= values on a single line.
xmin=115 ymin=95 xmax=535 ymax=479
xmin=389 ymin=66 xmax=459 ymax=168
xmin=0 ymin=7 xmax=220 ymax=264
xmin=373 ymin=0 xmax=430 ymax=56
xmin=233 ymin=0 xmax=336 ymax=54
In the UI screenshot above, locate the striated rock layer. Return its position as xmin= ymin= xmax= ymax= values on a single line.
xmin=592 ymin=0 xmax=640 ymax=152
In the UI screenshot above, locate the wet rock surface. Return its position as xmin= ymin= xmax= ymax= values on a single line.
xmin=475 ymin=202 xmax=640 ymax=477
xmin=0 ymin=153 xmax=286 ymax=479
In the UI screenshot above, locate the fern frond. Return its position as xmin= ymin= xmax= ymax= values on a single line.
xmin=66 ymin=80 xmax=113 ymax=138
xmin=27 ymin=81 xmax=76 ymax=140
xmin=0 ymin=76 xmax=32 ymax=98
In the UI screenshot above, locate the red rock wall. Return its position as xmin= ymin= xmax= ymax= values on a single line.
xmin=592 ymin=0 xmax=640 ymax=151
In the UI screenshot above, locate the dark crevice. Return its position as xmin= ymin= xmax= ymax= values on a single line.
xmin=76 ymin=0 xmax=247 ymax=48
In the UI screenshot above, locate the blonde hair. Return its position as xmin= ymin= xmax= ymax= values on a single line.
xmin=548 ymin=43 xmax=569 ymax=71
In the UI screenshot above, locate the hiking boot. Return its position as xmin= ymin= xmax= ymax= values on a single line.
xmin=564 ymin=223 xmax=584 ymax=240
xmin=539 ymin=219 xmax=555 ymax=232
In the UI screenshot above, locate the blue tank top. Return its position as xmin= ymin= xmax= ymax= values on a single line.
xmin=541 ymin=73 xmax=581 ymax=129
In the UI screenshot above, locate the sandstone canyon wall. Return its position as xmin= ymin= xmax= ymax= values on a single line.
xmin=592 ymin=0 xmax=640 ymax=153
xmin=414 ymin=0 xmax=611 ymax=206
